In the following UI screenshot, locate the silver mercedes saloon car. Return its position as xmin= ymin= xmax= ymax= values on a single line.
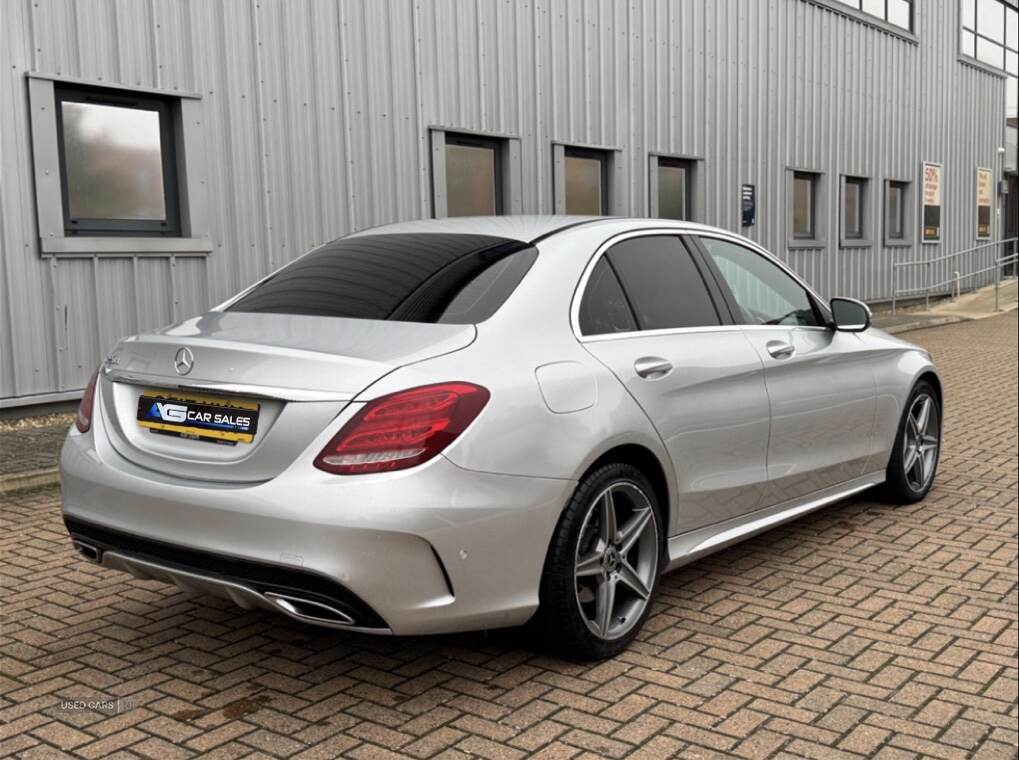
xmin=61 ymin=216 xmax=942 ymax=659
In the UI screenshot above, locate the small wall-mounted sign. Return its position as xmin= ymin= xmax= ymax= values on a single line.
xmin=741 ymin=184 xmax=756 ymax=227
xmin=976 ymin=167 xmax=992 ymax=239
xmin=921 ymin=161 xmax=942 ymax=243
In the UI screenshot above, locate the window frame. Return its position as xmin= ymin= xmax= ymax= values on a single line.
xmin=27 ymin=74 xmax=212 ymax=256
xmin=789 ymin=169 xmax=826 ymax=248
xmin=688 ymin=233 xmax=832 ymax=329
xmin=562 ymin=146 xmax=610 ymax=215
xmin=959 ymin=0 xmax=1019 ymax=121
xmin=442 ymin=132 xmax=505 ymax=216
xmin=840 ymin=175 xmax=872 ymax=247
xmin=54 ymin=84 xmax=182 ymax=237
xmin=802 ymin=0 xmax=918 ymax=40
xmin=832 ymin=0 xmax=914 ymax=30
xmin=429 ymin=127 xmax=522 ymax=218
xmin=570 ymin=229 xmax=736 ymax=341
xmin=649 ymin=155 xmax=698 ymax=221
xmin=883 ymin=179 xmax=912 ymax=246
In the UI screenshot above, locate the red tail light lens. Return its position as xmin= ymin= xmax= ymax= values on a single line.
xmin=314 ymin=382 xmax=490 ymax=475
xmin=75 ymin=368 xmax=100 ymax=433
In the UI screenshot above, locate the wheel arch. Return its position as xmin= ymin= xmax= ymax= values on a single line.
xmin=916 ymin=370 xmax=943 ymax=409
xmin=583 ymin=443 xmax=672 ymax=538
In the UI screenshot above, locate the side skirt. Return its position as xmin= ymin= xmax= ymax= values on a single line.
xmin=664 ymin=471 xmax=885 ymax=573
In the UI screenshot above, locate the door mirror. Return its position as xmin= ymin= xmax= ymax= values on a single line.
xmin=830 ymin=297 xmax=871 ymax=332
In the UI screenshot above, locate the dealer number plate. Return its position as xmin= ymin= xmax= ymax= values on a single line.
xmin=136 ymin=389 xmax=260 ymax=444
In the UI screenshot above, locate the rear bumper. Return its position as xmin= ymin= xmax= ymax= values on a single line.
xmin=66 ymin=517 xmax=391 ymax=631
xmin=59 ymin=420 xmax=574 ymax=636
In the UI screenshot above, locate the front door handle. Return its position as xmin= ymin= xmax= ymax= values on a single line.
xmin=634 ymin=356 xmax=673 ymax=380
xmin=766 ymin=340 xmax=796 ymax=359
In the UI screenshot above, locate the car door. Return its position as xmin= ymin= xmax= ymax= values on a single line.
xmin=692 ymin=234 xmax=877 ymax=506
xmin=576 ymin=233 xmax=772 ymax=534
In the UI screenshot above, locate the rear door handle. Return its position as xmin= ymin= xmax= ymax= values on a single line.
xmin=766 ymin=340 xmax=796 ymax=359
xmin=634 ymin=356 xmax=673 ymax=380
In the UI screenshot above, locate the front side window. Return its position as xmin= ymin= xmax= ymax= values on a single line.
xmin=56 ymin=85 xmax=180 ymax=236
xmin=564 ymin=148 xmax=608 ymax=214
xmin=699 ymin=237 xmax=821 ymax=327
xmin=792 ymin=172 xmax=817 ymax=239
xmin=229 ymin=233 xmax=535 ymax=324
xmin=843 ymin=176 xmax=867 ymax=240
xmin=445 ymin=134 xmax=503 ymax=216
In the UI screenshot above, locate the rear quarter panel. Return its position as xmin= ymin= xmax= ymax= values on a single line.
xmin=345 ymin=222 xmax=680 ymax=527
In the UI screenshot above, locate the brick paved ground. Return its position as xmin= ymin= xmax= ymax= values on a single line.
xmin=2 ymin=313 xmax=1016 ymax=759
xmin=0 ymin=425 xmax=68 ymax=476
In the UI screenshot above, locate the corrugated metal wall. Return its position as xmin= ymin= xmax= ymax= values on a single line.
xmin=0 ymin=0 xmax=1008 ymax=406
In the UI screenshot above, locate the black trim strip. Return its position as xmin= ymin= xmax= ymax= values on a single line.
xmin=527 ymin=218 xmax=607 ymax=245
xmin=64 ymin=517 xmax=388 ymax=629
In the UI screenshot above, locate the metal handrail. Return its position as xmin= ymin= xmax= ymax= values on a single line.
xmin=892 ymin=237 xmax=1019 ymax=313
xmin=893 ymin=238 xmax=1016 ymax=269
xmin=994 ymin=251 xmax=1019 ymax=312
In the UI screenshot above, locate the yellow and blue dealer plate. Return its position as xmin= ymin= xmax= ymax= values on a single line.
xmin=136 ymin=389 xmax=260 ymax=444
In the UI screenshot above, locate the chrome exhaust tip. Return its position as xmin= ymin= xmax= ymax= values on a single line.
xmin=263 ymin=592 xmax=355 ymax=627
xmin=72 ymin=540 xmax=101 ymax=563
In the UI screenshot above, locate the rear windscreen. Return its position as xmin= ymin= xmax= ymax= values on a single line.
xmin=227 ymin=233 xmax=536 ymax=323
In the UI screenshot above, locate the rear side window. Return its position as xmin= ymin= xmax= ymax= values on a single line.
xmin=605 ymin=236 xmax=720 ymax=330
xmin=228 ymin=233 xmax=535 ymax=324
xmin=578 ymin=258 xmax=637 ymax=336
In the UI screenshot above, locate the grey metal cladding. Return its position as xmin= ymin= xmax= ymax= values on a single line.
xmin=0 ymin=0 xmax=1007 ymax=405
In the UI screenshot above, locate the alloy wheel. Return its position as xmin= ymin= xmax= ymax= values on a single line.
xmin=903 ymin=393 xmax=940 ymax=492
xmin=573 ymin=481 xmax=659 ymax=640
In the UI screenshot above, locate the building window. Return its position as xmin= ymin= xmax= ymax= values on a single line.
xmin=885 ymin=180 xmax=909 ymax=243
xmin=961 ymin=0 xmax=1018 ymax=169
xmin=564 ymin=147 xmax=609 ymax=215
xmin=962 ymin=0 xmax=1018 ymax=71
xmin=55 ymin=84 xmax=180 ymax=236
xmin=444 ymin=133 xmax=503 ymax=217
xmin=842 ymin=176 xmax=868 ymax=241
xmin=654 ymin=157 xmax=693 ymax=220
xmin=832 ymin=0 xmax=913 ymax=31
xmin=792 ymin=171 xmax=818 ymax=239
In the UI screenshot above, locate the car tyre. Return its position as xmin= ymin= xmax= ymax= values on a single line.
xmin=530 ymin=463 xmax=663 ymax=660
xmin=881 ymin=380 xmax=941 ymax=504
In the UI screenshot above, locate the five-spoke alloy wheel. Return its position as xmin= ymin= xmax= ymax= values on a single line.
xmin=533 ymin=463 xmax=663 ymax=659
xmin=883 ymin=380 xmax=942 ymax=504
xmin=902 ymin=392 xmax=940 ymax=492
xmin=573 ymin=482 xmax=659 ymax=640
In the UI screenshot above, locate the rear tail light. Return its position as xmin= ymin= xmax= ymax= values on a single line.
xmin=314 ymin=382 xmax=490 ymax=475
xmin=75 ymin=368 xmax=100 ymax=433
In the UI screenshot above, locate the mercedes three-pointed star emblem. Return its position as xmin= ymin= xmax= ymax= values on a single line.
xmin=174 ymin=347 xmax=195 ymax=376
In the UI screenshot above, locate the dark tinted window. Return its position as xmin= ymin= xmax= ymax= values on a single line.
xmin=578 ymin=258 xmax=637 ymax=336
xmin=228 ymin=233 xmax=535 ymax=324
xmin=605 ymin=236 xmax=720 ymax=330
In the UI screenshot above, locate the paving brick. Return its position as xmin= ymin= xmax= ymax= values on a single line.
xmin=1 ymin=312 xmax=1015 ymax=758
